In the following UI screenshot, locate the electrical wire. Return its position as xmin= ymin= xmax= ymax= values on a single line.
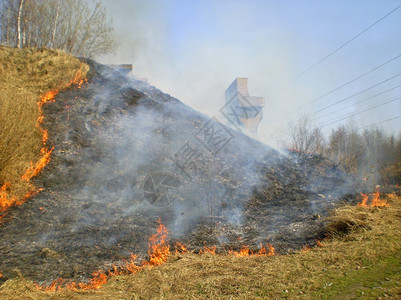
xmin=308 ymin=73 xmax=401 ymax=116
xmin=292 ymin=4 xmax=401 ymax=80
xmin=321 ymin=95 xmax=401 ymax=127
xmin=296 ymin=54 xmax=401 ymax=109
xmin=356 ymin=115 xmax=401 ymax=131
xmin=315 ymin=83 xmax=401 ymax=121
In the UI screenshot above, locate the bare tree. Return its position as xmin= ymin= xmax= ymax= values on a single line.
xmin=0 ymin=0 xmax=117 ymax=57
xmin=51 ymin=0 xmax=60 ymax=48
xmin=0 ymin=0 xmax=17 ymax=46
xmin=16 ymin=0 xmax=23 ymax=48
xmin=328 ymin=125 xmax=347 ymax=163
xmin=343 ymin=129 xmax=364 ymax=174
xmin=286 ymin=115 xmax=401 ymax=184
xmin=55 ymin=0 xmax=117 ymax=57
xmin=287 ymin=116 xmax=325 ymax=154
xmin=325 ymin=122 xmax=364 ymax=175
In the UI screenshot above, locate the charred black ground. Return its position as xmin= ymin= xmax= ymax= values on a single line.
xmin=0 ymin=60 xmax=359 ymax=284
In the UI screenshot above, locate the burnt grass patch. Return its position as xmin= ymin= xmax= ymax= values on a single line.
xmin=0 ymin=59 xmax=361 ymax=285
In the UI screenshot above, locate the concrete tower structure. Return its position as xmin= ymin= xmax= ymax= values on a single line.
xmin=223 ymin=78 xmax=265 ymax=139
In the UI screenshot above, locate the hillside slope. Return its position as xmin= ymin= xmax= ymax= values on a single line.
xmin=0 ymin=49 xmax=358 ymax=286
xmin=0 ymin=46 xmax=88 ymax=212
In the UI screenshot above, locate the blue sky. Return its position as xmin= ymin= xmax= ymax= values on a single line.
xmin=99 ymin=0 xmax=401 ymax=147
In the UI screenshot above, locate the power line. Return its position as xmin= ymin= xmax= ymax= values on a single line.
xmin=315 ymin=83 xmax=401 ymax=121
xmin=356 ymin=115 xmax=401 ymax=131
xmin=267 ymin=55 xmax=401 ymax=125
xmin=308 ymin=73 xmax=401 ymax=116
xmin=295 ymin=54 xmax=401 ymax=110
xmin=292 ymin=4 xmax=401 ymax=80
xmin=324 ymin=95 xmax=401 ymax=126
xmin=262 ymin=4 xmax=401 ymax=134
xmin=321 ymin=95 xmax=401 ymax=127
xmin=270 ymin=80 xmax=401 ymax=134
xmin=264 ymin=4 xmax=401 ymax=129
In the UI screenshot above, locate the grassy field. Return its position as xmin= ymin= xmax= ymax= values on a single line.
xmin=0 ymin=46 xmax=88 ymax=209
xmin=0 ymin=194 xmax=399 ymax=299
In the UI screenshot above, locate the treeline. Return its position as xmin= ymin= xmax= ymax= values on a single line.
xmin=0 ymin=0 xmax=117 ymax=57
xmin=287 ymin=116 xmax=401 ymax=185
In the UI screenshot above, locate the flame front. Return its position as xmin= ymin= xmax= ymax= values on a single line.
xmin=174 ymin=242 xmax=188 ymax=255
xmin=21 ymin=147 xmax=54 ymax=181
xmin=0 ymin=183 xmax=17 ymax=220
xmin=199 ymin=245 xmax=217 ymax=255
xmin=229 ymin=243 xmax=275 ymax=257
xmin=315 ymin=240 xmax=324 ymax=248
xmin=36 ymin=219 xmax=170 ymax=291
xmin=386 ymin=192 xmax=396 ymax=199
xmin=266 ymin=244 xmax=275 ymax=256
xmin=146 ymin=219 xmax=170 ymax=266
xmin=371 ymin=191 xmax=389 ymax=207
xmin=0 ymin=65 xmax=87 ymax=222
xmin=74 ymin=270 xmax=108 ymax=290
xmin=35 ymin=219 xmax=279 ymax=292
xmin=357 ymin=192 xmax=389 ymax=207
xmin=357 ymin=193 xmax=369 ymax=207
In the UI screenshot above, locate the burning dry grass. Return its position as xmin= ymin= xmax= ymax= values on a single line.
xmin=0 ymin=46 xmax=400 ymax=299
xmin=0 ymin=194 xmax=400 ymax=299
xmin=0 ymin=46 xmax=88 ymax=217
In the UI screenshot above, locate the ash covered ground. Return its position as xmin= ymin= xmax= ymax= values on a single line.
xmin=0 ymin=60 xmax=359 ymax=284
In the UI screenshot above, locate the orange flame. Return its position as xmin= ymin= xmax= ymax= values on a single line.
xmin=199 ymin=245 xmax=217 ymax=255
xmin=122 ymin=254 xmax=141 ymax=274
xmin=371 ymin=191 xmax=389 ymax=207
xmin=386 ymin=192 xmax=396 ymax=199
xmin=357 ymin=193 xmax=369 ymax=207
xmin=0 ymin=183 xmax=16 ymax=209
xmin=71 ymin=69 xmax=87 ymax=88
xmin=0 ymin=182 xmax=18 ymax=221
xmin=266 ymin=244 xmax=275 ymax=256
xmin=229 ymin=243 xmax=275 ymax=257
xmin=146 ymin=219 xmax=170 ymax=266
xmin=315 ymin=240 xmax=324 ymax=248
xmin=39 ymin=90 xmax=57 ymax=106
xmin=21 ymin=147 xmax=54 ymax=181
xmin=0 ymin=65 xmax=87 ymax=222
xmin=357 ymin=192 xmax=389 ymax=208
xmin=37 ymin=270 xmax=109 ymax=292
xmin=35 ymin=220 xmax=278 ymax=292
xmin=35 ymin=278 xmax=65 ymax=292
xmin=37 ymin=115 xmax=44 ymax=126
xmin=255 ymin=243 xmax=275 ymax=256
xmin=42 ymin=129 xmax=49 ymax=145
xmin=76 ymin=270 xmax=108 ymax=290
xmin=37 ymin=254 xmax=142 ymax=291
xmin=174 ymin=242 xmax=188 ymax=255
xmin=28 ymin=64 xmax=87 ymax=182
xmin=36 ymin=219 xmax=171 ymax=291
xmin=0 ymin=184 xmax=43 ymax=221
xmin=229 ymin=245 xmax=250 ymax=257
